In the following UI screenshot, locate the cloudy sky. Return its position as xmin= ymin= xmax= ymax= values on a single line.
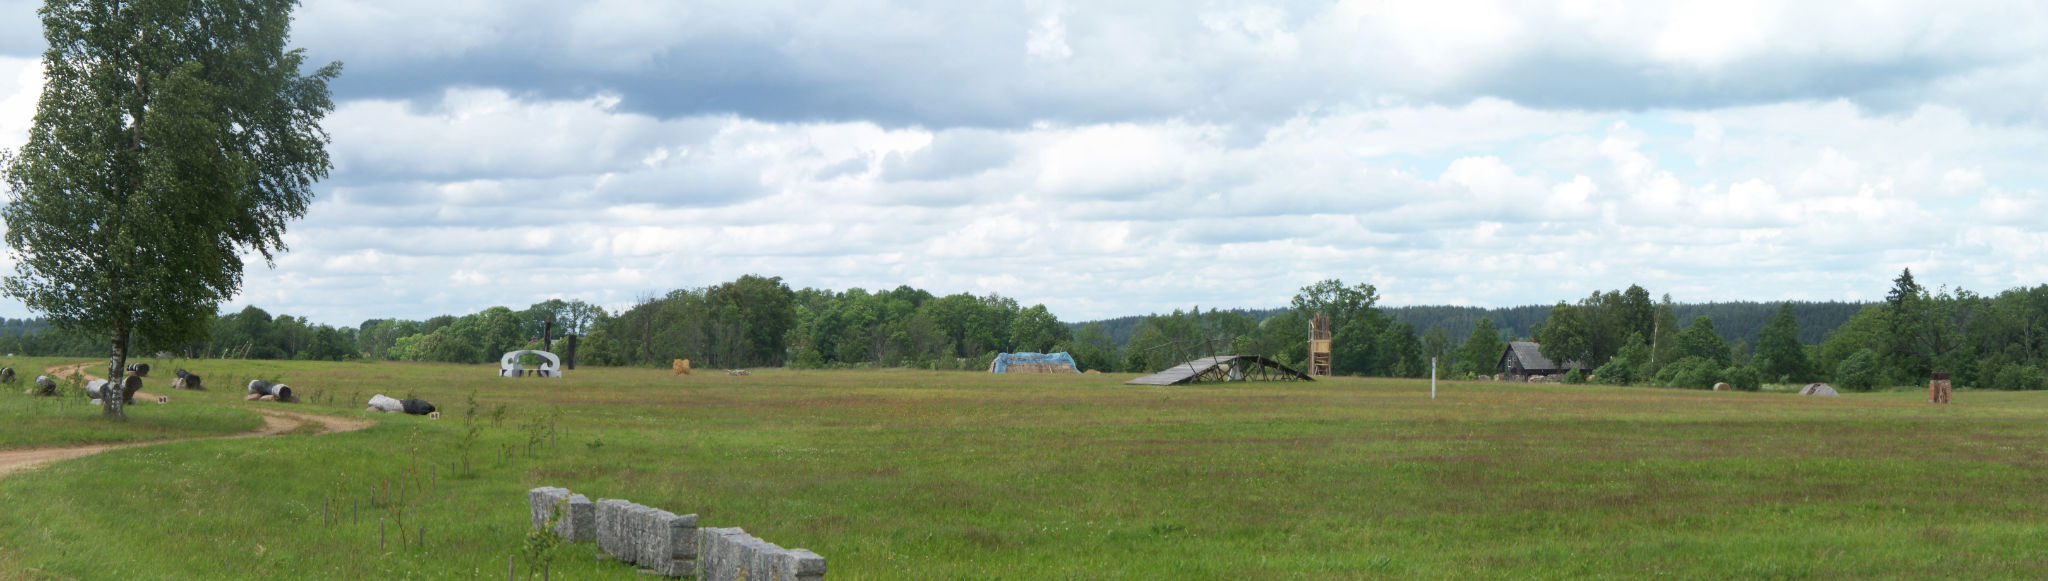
xmin=2 ymin=1 xmax=2045 ymax=327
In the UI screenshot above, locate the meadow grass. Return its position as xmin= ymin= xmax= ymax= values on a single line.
xmin=0 ymin=357 xmax=262 ymax=450
xmin=3 ymin=359 xmax=2047 ymax=579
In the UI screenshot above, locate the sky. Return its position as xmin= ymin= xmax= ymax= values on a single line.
xmin=1 ymin=1 xmax=2046 ymax=328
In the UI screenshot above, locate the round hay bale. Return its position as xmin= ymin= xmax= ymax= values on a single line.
xmin=1712 ymin=382 xmax=1732 ymax=391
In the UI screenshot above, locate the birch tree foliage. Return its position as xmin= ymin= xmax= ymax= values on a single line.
xmin=0 ymin=0 xmax=339 ymax=417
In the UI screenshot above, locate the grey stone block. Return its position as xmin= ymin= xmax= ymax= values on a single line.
xmin=746 ymin=537 xmax=783 ymax=581
xmin=697 ymin=528 xmax=747 ymax=581
xmin=567 ymin=495 xmax=818 ymax=580
xmin=529 ymin=487 xmax=570 ymax=531
xmin=528 ymin=487 xmax=594 ymax=543
xmin=596 ymin=498 xmax=637 ymax=564
xmin=590 ymin=499 xmax=697 ymax=577
xmin=786 ymin=548 xmax=827 ymax=581
xmin=558 ymin=494 xmax=594 ymax=542
xmin=693 ymin=526 xmax=823 ymax=581
xmin=643 ymin=508 xmax=698 ymax=577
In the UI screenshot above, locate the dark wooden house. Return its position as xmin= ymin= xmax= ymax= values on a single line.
xmin=1498 ymin=341 xmax=1582 ymax=379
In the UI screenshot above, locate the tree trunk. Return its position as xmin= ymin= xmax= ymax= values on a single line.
xmin=105 ymin=327 xmax=129 ymax=419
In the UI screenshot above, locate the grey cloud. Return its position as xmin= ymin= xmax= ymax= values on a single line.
xmin=812 ymin=157 xmax=868 ymax=181
xmin=9 ymin=1 xmax=2047 ymax=128
xmin=588 ymin=162 xmax=768 ymax=206
xmin=0 ymin=1 xmax=42 ymax=56
xmin=1456 ymin=53 xmax=1961 ymax=114
xmin=879 ymin=130 xmax=1016 ymax=182
xmin=285 ymin=1 xmax=2048 ymax=129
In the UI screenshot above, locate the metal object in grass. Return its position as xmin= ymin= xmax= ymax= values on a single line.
xmin=1798 ymin=383 xmax=1840 ymax=396
xmin=498 ymin=350 xmax=564 ymax=378
xmin=172 ymin=369 xmax=203 ymax=390
xmin=246 ymin=380 xmax=296 ymax=403
xmin=27 ymin=375 xmax=55 ymax=396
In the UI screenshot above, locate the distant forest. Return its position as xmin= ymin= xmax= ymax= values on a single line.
xmin=8 ymin=271 xmax=2046 ymax=391
xmin=0 ymin=298 xmax=1867 ymax=360
xmin=1071 ymin=301 xmax=1866 ymax=348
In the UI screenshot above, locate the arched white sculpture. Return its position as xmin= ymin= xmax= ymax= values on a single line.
xmin=500 ymin=350 xmax=564 ymax=378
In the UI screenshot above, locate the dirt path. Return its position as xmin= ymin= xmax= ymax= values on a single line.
xmin=0 ymin=362 xmax=373 ymax=479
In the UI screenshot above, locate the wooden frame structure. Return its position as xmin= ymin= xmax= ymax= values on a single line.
xmin=1125 ymin=355 xmax=1316 ymax=386
xmin=1307 ymin=312 xmax=1333 ymax=377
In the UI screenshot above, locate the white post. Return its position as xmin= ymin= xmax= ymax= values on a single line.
xmin=1430 ymin=357 xmax=1437 ymax=399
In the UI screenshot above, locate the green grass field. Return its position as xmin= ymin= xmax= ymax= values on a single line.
xmin=3 ymin=359 xmax=2046 ymax=579
xmin=0 ymin=358 xmax=263 ymax=450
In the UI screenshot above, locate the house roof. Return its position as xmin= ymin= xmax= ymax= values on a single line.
xmin=1501 ymin=341 xmax=1570 ymax=372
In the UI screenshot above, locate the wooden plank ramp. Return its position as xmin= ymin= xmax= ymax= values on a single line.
xmin=1125 ymin=355 xmax=1313 ymax=386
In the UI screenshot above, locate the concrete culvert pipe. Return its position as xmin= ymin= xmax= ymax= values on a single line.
xmin=172 ymin=369 xmax=203 ymax=390
xmin=85 ymin=379 xmax=135 ymax=404
xmin=246 ymin=379 xmax=297 ymax=403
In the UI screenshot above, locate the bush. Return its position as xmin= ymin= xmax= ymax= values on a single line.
xmin=1658 ymin=356 xmax=1720 ymax=390
xmin=1592 ymin=332 xmax=1649 ymax=386
xmin=966 ymin=351 xmax=999 ymax=372
xmin=1562 ymin=368 xmax=1586 ymax=384
xmin=1722 ymin=365 xmax=1761 ymax=392
xmin=1990 ymin=363 xmax=2048 ymax=391
xmin=1835 ymin=349 xmax=1883 ymax=392
xmin=788 ymin=347 xmax=825 ymax=369
xmin=1591 ymin=360 xmax=1631 ymax=385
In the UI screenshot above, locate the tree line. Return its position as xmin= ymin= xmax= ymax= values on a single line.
xmin=1073 ymin=302 xmax=1863 ymax=351
xmin=1069 ymin=279 xmax=1428 ymax=377
xmin=1515 ymin=270 xmax=2048 ymax=391
xmin=6 ymin=270 xmax=2048 ymax=391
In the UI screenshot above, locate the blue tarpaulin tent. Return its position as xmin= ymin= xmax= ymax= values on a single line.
xmin=990 ymin=352 xmax=1079 ymax=374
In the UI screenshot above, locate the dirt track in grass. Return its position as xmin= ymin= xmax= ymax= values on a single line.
xmin=0 ymin=362 xmax=372 ymax=479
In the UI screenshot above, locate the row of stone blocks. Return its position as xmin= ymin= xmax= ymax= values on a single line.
xmin=528 ymin=487 xmax=825 ymax=580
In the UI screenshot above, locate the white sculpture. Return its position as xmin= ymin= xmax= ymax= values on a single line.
xmin=500 ymin=350 xmax=564 ymax=378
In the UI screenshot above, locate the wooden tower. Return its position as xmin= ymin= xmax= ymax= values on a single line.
xmin=1308 ymin=311 xmax=1332 ymax=377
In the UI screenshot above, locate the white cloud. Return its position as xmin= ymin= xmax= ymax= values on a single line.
xmin=0 ymin=56 xmax=40 ymax=150
xmin=1026 ymin=9 xmax=1073 ymax=61
xmin=3 ymin=2 xmax=2048 ymax=326
xmin=1651 ymin=0 xmax=1772 ymax=68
